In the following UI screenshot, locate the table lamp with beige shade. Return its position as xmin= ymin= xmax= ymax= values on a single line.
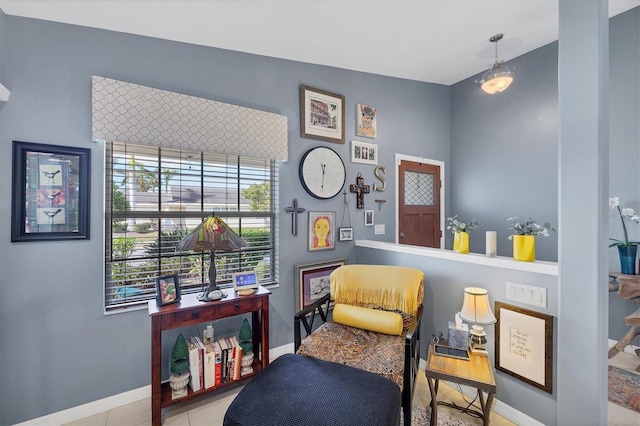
xmin=458 ymin=286 xmax=497 ymax=356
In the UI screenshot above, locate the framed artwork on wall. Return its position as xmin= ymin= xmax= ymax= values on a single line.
xmin=308 ymin=211 xmax=336 ymax=251
xmin=351 ymin=140 xmax=378 ymax=165
xmin=11 ymin=141 xmax=91 ymax=242
xmin=300 ymin=85 xmax=345 ymax=144
xmin=295 ymin=258 xmax=346 ymax=311
xmin=495 ymin=302 xmax=553 ymax=394
xmin=356 ymin=103 xmax=377 ymax=138
xmin=339 ymin=227 xmax=354 ymax=241
xmin=364 ymin=209 xmax=374 ymax=226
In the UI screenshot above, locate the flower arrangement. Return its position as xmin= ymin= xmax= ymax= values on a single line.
xmin=506 ymin=217 xmax=555 ymax=239
xmin=609 ymin=197 xmax=640 ymax=247
xmin=447 ymin=215 xmax=480 ymax=233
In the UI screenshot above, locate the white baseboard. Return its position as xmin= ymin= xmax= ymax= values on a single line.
xmin=19 ymin=345 xmax=537 ymax=425
xmin=16 ymin=386 xmax=151 ymax=425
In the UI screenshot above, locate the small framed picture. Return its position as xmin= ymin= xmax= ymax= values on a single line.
xmin=156 ymin=274 xmax=181 ymax=306
xmin=351 ymin=140 xmax=378 ymax=165
xmin=300 ymin=85 xmax=345 ymax=144
xmin=364 ymin=210 xmax=374 ymax=226
xmin=356 ymin=103 xmax=377 ymax=138
xmin=295 ymin=258 xmax=346 ymax=311
xmin=308 ymin=211 xmax=336 ymax=251
xmin=339 ymin=227 xmax=353 ymax=241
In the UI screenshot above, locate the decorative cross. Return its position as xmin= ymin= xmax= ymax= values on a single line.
xmin=349 ymin=173 xmax=370 ymax=209
xmin=284 ymin=199 xmax=305 ymax=236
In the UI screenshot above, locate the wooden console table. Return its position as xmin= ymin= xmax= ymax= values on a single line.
xmin=148 ymin=286 xmax=270 ymax=425
xmin=608 ymin=273 xmax=640 ymax=370
xmin=425 ymin=343 xmax=496 ymax=426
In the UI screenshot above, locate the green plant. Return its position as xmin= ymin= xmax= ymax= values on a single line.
xmin=447 ymin=215 xmax=479 ymax=233
xmin=134 ymin=222 xmax=152 ymax=233
xmin=112 ymin=221 xmax=128 ymax=232
xmin=609 ymin=197 xmax=640 ymax=247
xmin=145 ymin=229 xmax=193 ymax=255
xmin=507 ymin=217 xmax=555 ymax=238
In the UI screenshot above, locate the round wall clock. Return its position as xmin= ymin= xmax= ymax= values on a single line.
xmin=299 ymin=146 xmax=346 ymax=199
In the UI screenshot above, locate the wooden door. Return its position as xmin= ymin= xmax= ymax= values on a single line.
xmin=398 ymin=160 xmax=441 ymax=248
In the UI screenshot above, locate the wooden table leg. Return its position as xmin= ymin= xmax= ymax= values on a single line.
xmin=483 ymin=391 xmax=495 ymax=426
xmin=426 ymin=376 xmax=438 ymax=426
xmin=151 ymin=316 xmax=162 ymax=426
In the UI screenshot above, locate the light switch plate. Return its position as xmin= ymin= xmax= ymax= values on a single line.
xmin=505 ymin=281 xmax=547 ymax=308
xmin=374 ymin=224 xmax=385 ymax=235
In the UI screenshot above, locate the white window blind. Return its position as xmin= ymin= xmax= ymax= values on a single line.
xmin=104 ymin=141 xmax=278 ymax=311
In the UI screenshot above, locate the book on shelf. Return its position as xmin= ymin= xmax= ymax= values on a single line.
xmin=218 ymin=337 xmax=229 ymax=383
xmin=231 ymin=337 xmax=243 ymax=381
xmin=191 ymin=336 xmax=205 ymax=390
xmin=213 ymin=340 xmax=222 ymax=386
xmin=203 ymin=341 xmax=216 ymax=389
xmin=187 ymin=340 xmax=201 ymax=392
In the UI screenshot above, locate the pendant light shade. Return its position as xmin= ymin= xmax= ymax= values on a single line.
xmin=476 ymin=34 xmax=516 ymax=94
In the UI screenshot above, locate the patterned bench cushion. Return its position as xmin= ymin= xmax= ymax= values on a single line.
xmin=297 ymin=321 xmax=405 ymax=389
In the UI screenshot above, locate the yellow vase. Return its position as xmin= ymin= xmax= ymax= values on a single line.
xmin=513 ymin=235 xmax=535 ymax=262
xmin=453 ymin=232 xmax=469 ymax=254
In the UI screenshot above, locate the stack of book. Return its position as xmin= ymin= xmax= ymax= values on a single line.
xmin=187 ymin=334 xmax=243 ymax=391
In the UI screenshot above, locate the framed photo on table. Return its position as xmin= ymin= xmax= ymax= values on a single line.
xmin=495 ymin=302 xmax=553 ymax=394
xmin=156 ymin=274 xmax=181 ymax=306
xmin=300 ymin=85 xmax=345 ymax=144
xmin=295 ymin=258 xmax=346 ymax=311
xmin=11 ymin=141 xmax=91 ymax=242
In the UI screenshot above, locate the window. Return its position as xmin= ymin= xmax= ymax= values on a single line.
xmin=104 ymin=141 xmax=278 ymax=311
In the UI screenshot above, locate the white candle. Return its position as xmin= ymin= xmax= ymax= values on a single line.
xmin=486 ymin=231 xmax=497 ymax=257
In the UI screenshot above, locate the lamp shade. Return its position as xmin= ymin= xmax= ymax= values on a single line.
xmin=475 ymin=33 xmax=516 ymax=95
xmin=477 ymin=64 xmax=515 ymax=94
xmin=459 ymin=287 xmax=496 ymax=325
xmin=177 ymin=216 xmax=246 ymax=253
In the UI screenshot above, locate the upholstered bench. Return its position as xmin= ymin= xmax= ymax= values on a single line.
xmin=223 ymin=353 xmax=401 ymax=426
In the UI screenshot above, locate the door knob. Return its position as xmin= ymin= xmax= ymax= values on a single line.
xmin=400 ymin=232 xmax=405 ymax=238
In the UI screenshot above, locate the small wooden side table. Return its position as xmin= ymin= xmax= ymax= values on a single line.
xmin=425 ymin=343 xmax=496 ymax=426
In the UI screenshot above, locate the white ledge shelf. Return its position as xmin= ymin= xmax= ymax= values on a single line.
xmin=0 ymin=83 xmax=9 ymax=102
xmin=355 ymin=240 xmax=558 ymax=276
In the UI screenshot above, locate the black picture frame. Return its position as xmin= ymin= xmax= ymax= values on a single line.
xmin=11 ymin=141 xmax=91 ymax=242
xmin=156 ymin=274 xmax=181 ymax=306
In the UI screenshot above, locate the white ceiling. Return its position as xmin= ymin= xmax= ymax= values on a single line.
xmin=1 ymin=0 xmax=638 ymax=85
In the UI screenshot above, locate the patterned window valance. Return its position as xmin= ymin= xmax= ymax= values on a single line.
xmin=91 ymin=76 xmax=288 ymax=161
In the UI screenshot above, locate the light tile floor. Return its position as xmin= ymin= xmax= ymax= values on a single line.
xmin=65 ymin=354 xmax=640 ymax=426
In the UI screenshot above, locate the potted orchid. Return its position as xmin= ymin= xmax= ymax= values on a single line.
xmin=507 ymin=217 xmax=555 ymax=262
xmin=609 ymin=197 xmax=640 ymax=274
xmin=447 ymin=215 xmax=480 ymax=254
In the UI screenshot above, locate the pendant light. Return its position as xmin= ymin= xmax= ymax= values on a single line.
xmin=476 ymin=33 xmax=516 ymax=94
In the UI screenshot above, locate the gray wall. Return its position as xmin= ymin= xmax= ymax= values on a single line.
xmin=0 ymin=6 xmax=637 ymax=425
xmin=451 ymin=8 xmax=640 ymax=340
xmin=353 ymin=246 xmax=558 ymax=425
xmin=0 ymin=15 xmax=449 ymax=424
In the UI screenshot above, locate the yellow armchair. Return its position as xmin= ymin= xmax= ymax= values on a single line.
xmin=294 ymin=264 xmax=424 ymax=426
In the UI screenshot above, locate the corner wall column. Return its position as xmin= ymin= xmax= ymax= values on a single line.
xmin=557 ymin=0 xmax=609 ymax=424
